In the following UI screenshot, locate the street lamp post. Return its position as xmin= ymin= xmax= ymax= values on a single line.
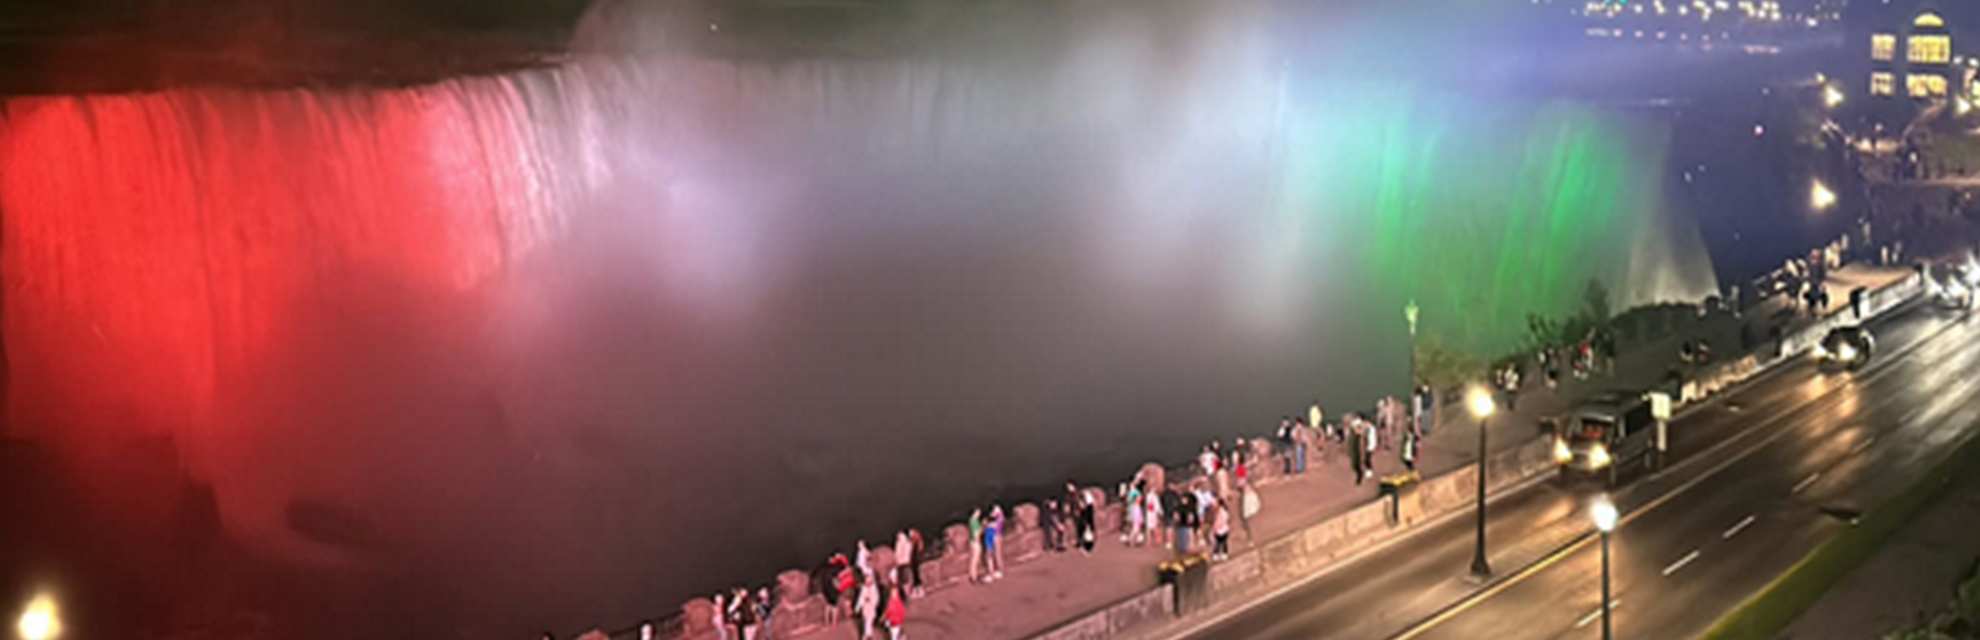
xmin=1467 ymin=386 xmax=1495 ymax=578
xmin=1593 ymin=496 xmax=1620 ymax=640
xmin=1405 ymin=300 xmax=1420 ymax=388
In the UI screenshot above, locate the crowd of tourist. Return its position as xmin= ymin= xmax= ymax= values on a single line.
xmin=703 ymin=390 xmax=1442 ymax=640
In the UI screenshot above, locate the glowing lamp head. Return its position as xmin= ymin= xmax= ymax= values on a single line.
xmin=1811 ymin=180 xmax=1836 ymax=210
xmin=16 ymin=594 xmax=59 ymax=640
xmin=1592 ymin=496 xmax=1619 ymax=533
xmin=1467 ymin=386 xmax=1496 ymax=419
xmin=1824 ymin=85 xmax=1844 ymax=108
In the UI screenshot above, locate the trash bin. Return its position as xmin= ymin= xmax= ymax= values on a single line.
xmin=1157 ymin=554 xmax=1211 ymax=616
xmin=1378 ymin=472 xmax=1419 ymax=526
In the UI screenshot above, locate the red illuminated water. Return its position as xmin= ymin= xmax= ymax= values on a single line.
xmin=0 ymin=5 xmax=1738 ymax=637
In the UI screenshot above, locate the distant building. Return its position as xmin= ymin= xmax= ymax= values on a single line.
xmin=1857 ymin=1 xmax=1975 ymax=104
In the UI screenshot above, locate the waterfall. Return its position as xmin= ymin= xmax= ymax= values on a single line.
xmin=0 ymin=2 xmax=1718 ymax=634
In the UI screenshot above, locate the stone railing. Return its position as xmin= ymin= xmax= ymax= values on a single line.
xmin=1022 ymin=433 xmax=1559 ymax=640
xmin=661 ymin=482 xmax=1129 ymax=640
xmin=1683 ymin=270 xmax=1921 ymax=408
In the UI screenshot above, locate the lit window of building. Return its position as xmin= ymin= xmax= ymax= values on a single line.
xmin=1909 ymin=34 xmax=1951 ymax=64
xmin=1907 ymin=73 xmax=1948 ymax=97
xmin=1872 ymin=33 xmax=1896 ymax=61
xmin=1872 ymin=72 xmax=1896 ymax=96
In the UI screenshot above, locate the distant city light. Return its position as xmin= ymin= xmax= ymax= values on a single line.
xmin=15 ymin=594 xmax=59 ymax=640
xmin=1812 ymin=180 xmax=1837 ymax=210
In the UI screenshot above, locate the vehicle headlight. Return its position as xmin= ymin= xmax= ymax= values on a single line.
xmin=1554 ymin=438 xmax=1573 ymax=463
xmin=1589 ymin=445 xmax=1612 ymax=468
xmin=1815 ymin=344 xmax=1830 ymax=359
xmin=1838 ymin=343 xmax=1858 ymax=361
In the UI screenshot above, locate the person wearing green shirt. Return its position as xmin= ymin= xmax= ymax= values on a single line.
xmin=967 ymin=508 xmax=985 ymax=584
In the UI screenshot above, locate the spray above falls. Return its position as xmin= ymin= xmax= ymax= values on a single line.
xmin=1 ymin=0 xmax=1715 ymax=636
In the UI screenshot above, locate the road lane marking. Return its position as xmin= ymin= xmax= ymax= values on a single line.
xmin=1723 ymin=514 xmax=1757 ymax=539
xmin=1380 ymin=301 xmax=1961 ymax=640
xmin=1573 ymin=600 xmax=1621 ymax=629
xmin=1161 ymin=466 xmax=1565 ymax=640
xmin=1850 ymin=436 xmax=1876 ymax=454
xmin=1793 ymin=472 xmax=1822 ymax=494
xmin=1662 ymin=550 xmax=1702 ymax=576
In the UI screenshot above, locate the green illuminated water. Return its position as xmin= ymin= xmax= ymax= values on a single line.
xmin=1280 ymin=83 xmax=1711 ymax=354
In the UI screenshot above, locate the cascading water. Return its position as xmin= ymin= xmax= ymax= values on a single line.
xmin=0 ymin=0 xmax=1718 ymax=636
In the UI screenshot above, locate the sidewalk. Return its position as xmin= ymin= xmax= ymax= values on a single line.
xmin=715 ymin=260 xmax=1910 ymax=640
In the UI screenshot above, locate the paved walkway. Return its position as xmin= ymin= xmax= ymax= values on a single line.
xmin=751 ymin=260 xmax=1915 ymax=640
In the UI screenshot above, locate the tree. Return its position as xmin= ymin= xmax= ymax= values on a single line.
xmin=1583 ymin=278 xmax=1612 ymax=327
xmin=1413 ymin=332 xmax=1487 ymax=393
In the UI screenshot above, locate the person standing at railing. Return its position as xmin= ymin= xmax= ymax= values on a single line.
xmin=1124 ymin=482 xmax=1146 ymax=546
xmin=1213 ymin=446 xmax=1234 ymax=505
xmin=1192 ymin=482 xmax=1216 ymax=551
xmin=1291 ymin=417 xmax=1313 ymax=474
xmin=1174 ymin=488 xmax=1198 ymax=556
xmin=1277 ymin=417 xmax=1296 ymax=474
xmin=813 ymin=553 xmax=850 ymax=627
xmin=985 ymin=505 xmax=1006 ymax=582
xmin=734 ymin=587 xmax=761 ymax=640
xmin=967 ymin=508 xmax=985 ymax=584
xmin=856 ymin=571 xmax=881 ymax=640
xmin=1077 ymin=491 xmax=1098 ymax=554
xmin=1347 ymin=416 xmax=1365 ymax=485
xmin=756 ymin=587 xmax=776 ymax=640
xmin=1209 ymin=497 xmax=1232 ymax=561
xmin=1362 ymin=415 xmax=1380 ymax=482
xmin=884 ymin=571 xmax=908 ymax=640
xmin=720 ymin=590 xmax=736 ymax=640
xmin=1040 ymin=497 xmax=1062 ymax=554
xmin=1400 ymin=428 xmax=1418 ymax=473
xmin=907 ymin=529 xmax=926 ymax=597
xmin=893 ymin=530 xmax=917 ymax=600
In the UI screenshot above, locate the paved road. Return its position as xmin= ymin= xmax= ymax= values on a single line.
xmin=1179 ymin=299 xmax=1980 ymax=640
